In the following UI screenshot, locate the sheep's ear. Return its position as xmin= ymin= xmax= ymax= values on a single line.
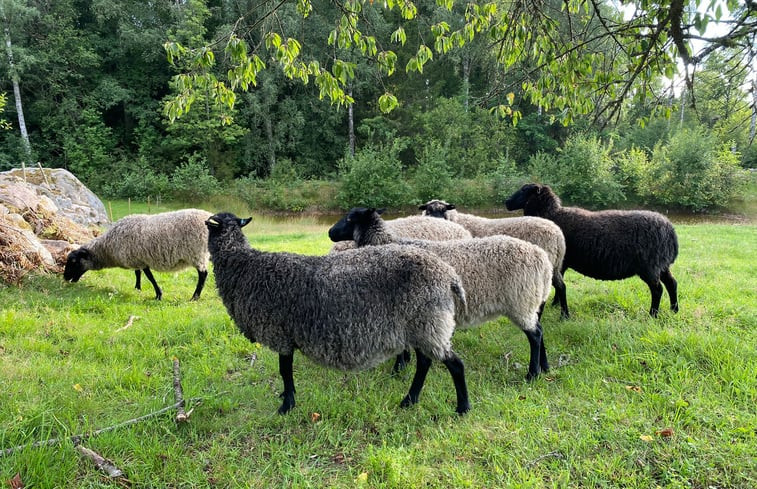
xmin=446 ymin=204 xmax=456 ymax=210
xmin=205 ymin=218 xmax=220 ymax=228
xmin=376 ymin=208 xmax=386 ymax=215
xmin=419 ymin=204 xmax=427 ymax=211
xmin=239 ymin=217 xmax=252 ymax=228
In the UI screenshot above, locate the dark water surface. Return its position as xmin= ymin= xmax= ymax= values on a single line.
xmin=261 ymin=208 xmax=755 ymax=226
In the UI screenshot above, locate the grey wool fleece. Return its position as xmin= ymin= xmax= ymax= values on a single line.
xmin=205 ymin=212 xmax=471 ymax=414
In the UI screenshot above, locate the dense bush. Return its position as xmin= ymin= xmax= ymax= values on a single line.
xmin=336 ymin=142 xmax=411 ymax=209
xmin=100 ymin=159 xmax=170 ymax=200
xmin=169 ymin=155 xmax=219 ymax=203
xmin=528 ymin=134 xmax=624 ymax=207
xmin=235 ymin=178 xmax=339 ymax=212
xmin=640 ymin=128 xmax=747 ymax=210
xmin=410 ymin=141 xmax=454 ymax=203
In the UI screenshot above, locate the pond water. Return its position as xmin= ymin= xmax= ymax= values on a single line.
xmin=259 ymin=208 xmax=755 ymax=226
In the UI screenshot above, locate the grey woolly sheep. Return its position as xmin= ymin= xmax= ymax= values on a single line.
xmin=206 ymin=212 xmax=471 ymax=415
xmin=329 ymin=207 xmax=553 ymax=381
xmin=64 ymin=209 xmax=212 ymax=301
xmin=505 ymin=183 xmax=679 ymax=317
xmin=329 ymin=213 xmax=472 ymax=253
xmin=420 ymin=199 xmax=570 ymax=318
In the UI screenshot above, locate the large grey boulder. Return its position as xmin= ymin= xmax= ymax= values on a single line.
xmin=0 ymin=167 xmax=105 ymax=283
xmin=0 ymin=167 xmax=109 ymax=228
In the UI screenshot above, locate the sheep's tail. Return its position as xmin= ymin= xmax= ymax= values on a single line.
xmin=451 ymin=277 xmax=467 ymax=314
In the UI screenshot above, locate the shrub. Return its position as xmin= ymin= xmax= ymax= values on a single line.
xmin=528 ymin=133 xmax=624 ymax=207
xmin=614 ymin=146 xmax=651 ymax=197
xmin=100 ymin=159 xmax=170 ymax=200
xmin=235 ymin=178 xmax=339 ymax=212
xmin=336 ymin=142 xmax=411 ymax=209
xmin=170 ymin=155 xmax=219 ymax=203
xmin=410 ymin=141 xmax=454 ymax=203
xmin=641 ymin=128 xmax=747 ymax=210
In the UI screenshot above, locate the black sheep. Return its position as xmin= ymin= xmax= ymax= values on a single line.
xmin=505 ymin=184 xmax=679 ymax=317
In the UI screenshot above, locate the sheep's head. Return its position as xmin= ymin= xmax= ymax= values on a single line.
xmin=63 ymin=248 xmax=93 ymax=282
xmin=205 ymin=213 xmax=252 ymax=251
xmin=328 ymin=207 xmax=384 ymax=242
xmin=505 ymin=183 xmax=559 ymax=215
xmin=419 ymin=200 xmax=455 ymax=219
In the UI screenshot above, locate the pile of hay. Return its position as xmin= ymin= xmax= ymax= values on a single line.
xmin=0 ymin=168 xmax=107 ymax=284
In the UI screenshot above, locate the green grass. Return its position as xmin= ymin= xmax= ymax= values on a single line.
xmin=1 ymin=219 xmax=755 ymax=488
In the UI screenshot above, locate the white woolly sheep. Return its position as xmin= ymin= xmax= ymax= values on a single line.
xmin=420 ymin=199 xmax=570 ymax=318
xmin=505 ymin=183 xmax=679 ymax=317
xmin=329 ymin=213 xmax=472 ymax=252
xmin=64 ymin=209 xmax=212 ymax=301
xmin=206 ymin=212 xmax=471 ymax=415
xmin=329 ymin=207 xmax=553 ymax=381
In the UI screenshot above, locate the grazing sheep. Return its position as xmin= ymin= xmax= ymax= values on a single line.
xmin=64 ymin=209 xmax=212 ymax=301
xmin=505 ymin=183 xmax=679 ymax=317
xmin=329 ymin=213 xmax=472 ymax=253
xmin=420 ymin=199 xmax=570 ymax=318
xmin=206 ymin=212 xmax=471 ymax=415
xmin=329 ymin=207 xmax=553 ymax=381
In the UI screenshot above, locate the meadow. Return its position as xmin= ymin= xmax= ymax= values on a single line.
xmin=0 ymin=204 xmax=755 ymax=488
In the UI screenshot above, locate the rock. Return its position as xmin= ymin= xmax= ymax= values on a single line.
xmin=0 ymin=167 xmax=106 ymax=283
xmin=0 ymin=167 xmax=109 ymax=228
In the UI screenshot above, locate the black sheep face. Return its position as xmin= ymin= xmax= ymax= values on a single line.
xmin=419 ymin=200 xmax=455 ymax=218
xmin=205 ymin=213 xmax=251 ymax=236
xmin=63 ymin=248 xmax=93 ymax=282
xmin=328 ymin=207 xmax=383 ymax=242
xmin=505 ymin=184 xmax=543 ymax=211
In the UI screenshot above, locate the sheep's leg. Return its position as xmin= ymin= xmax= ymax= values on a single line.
xmin=523 ymin=325 xmax=543 ymax=381
xmin=551 ymin=265 xmax=569 ymax=308
xmin=538 ymin=321 xmax=549 ymax=373
xmin=660 ymin=268 xmax=679 ymax=313
xmin=442 ymin=352 xmax=470 ymax=415
xmin=640 ymin=272 xmax=663 ymax=317
xmin=142 ymin=267 xmax=162 ymax=301
xmin=134 ymin=270 xmax=142 ymax=290
xmin=191 ymin=270 xmax=208 ymax=301
xmin=277 ymin=353 xmax=296 ymax=414
xmin=400 ymin=349 xmax=432 ymax=409
xmin=391 ymin=350 xmax=412 ymax=375
xmin=552 ymin=272 xmax=570 ymax=319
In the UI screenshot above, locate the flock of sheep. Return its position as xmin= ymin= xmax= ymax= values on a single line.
xmin=63 ymin=183 xmax=680 ymax=415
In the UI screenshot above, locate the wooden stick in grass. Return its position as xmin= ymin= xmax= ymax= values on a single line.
xmin=115 ymin=315 xmax=140 ymax=333
xmin=172 ymin=357 xmax=191 ymax=422
xmin=75 ymin=445 xmax=124 ymax=478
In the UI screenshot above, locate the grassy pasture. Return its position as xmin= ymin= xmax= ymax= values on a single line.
xmin=0 ymin=211 xmax=755 ymax=488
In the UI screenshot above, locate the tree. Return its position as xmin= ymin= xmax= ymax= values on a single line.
xmin=0 ymin=0 xmax=36 ymax=165
xmin=163 ymin=0 xmax=757 ymax=128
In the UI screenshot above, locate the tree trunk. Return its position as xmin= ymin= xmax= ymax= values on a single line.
xmin=462 ymin=53 xmax=471 ymax=113
xmin=264 ymin=114 xmax=276 ymax=176
xmin=2 ymin=5 xmax=32 ymax=164
xmin=348 ymin=85 xmax=355 ymax=157
xmin=749 ymin=76 xmax=756 ymax=145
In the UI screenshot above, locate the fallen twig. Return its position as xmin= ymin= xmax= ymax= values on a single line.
xmin=0 ymin=397 xmax=203 ymax=457
xmin=526 ymin=450 xmax=564 ymax=467
xmin=75 ymin=445 xmax=124 ymax=478
xmin=172 ymin=357 xmax=191 ymax=423
xmin=115 ymin=315 xmax=140 ymax=333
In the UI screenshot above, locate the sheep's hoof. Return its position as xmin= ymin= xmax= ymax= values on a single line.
xmin=399 ymin=394 xmax=418 ymax=408
xmin=560 ymin=311 xmax=570 ymax=320
xmin=525 ymin=371 xmax=539 ymax=382
xmin=456 ymin=402 xmax=471 ymax=415
xmin=671 ymin=303 xmax=679 ymax=313
xmin=277 ymin=396 xmax=295 ymax=414
xmin=190 ymin=294 xmax=200 ymax=301
xmin=649 ymin=308 xmax=659 ymax=318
